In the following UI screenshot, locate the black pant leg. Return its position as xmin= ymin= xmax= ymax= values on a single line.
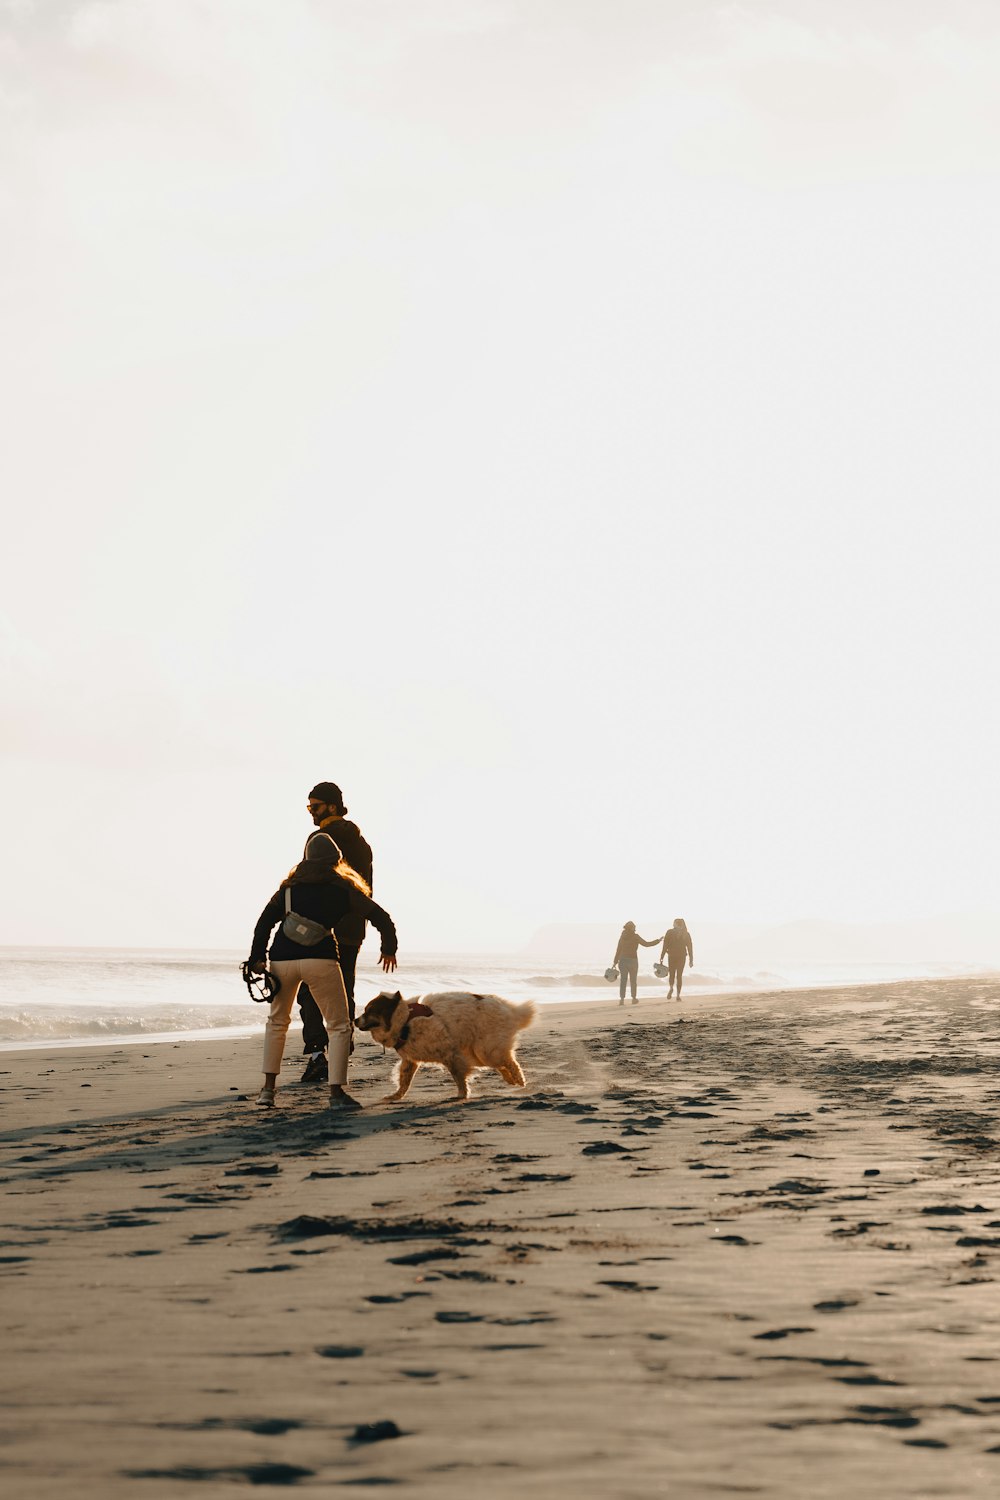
xmin=297 ymin=985 xmax=329 ymax=1054
xmin=337 ymin=945 xmax=359 ymax=1024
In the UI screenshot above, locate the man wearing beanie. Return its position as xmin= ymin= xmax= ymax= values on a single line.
xmin=298 ymin=781 xmax=374 ymax=1082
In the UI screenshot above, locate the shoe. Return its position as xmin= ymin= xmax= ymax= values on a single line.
xmin=329 ymin=1089 xmax=363 ymax=1112
xmin=301 ymin=1053 xmax=329 ymax=1084
xmin=632 ymin=999 xmax=639 ymax=1005
xmin=256 ymin=1086 xmax=275 ymax=1108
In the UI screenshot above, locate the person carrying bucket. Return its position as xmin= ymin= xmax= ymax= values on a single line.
xmin=659 ymin=918 xmax=694 ymax=1000
xmin=612 ymin=922 xmax=662 ymax=1007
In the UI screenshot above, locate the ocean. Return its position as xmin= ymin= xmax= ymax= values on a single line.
xmin=0 ymin=946 xmax=987 ymax=1052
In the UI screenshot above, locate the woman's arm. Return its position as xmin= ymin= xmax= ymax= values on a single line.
xmin=349 ymin=889 xmax=398 ymax=962
xmin=249 ymin=892 xmax=283 ymax=967
xmin=637 ymin=935 xmax=661 ymax=947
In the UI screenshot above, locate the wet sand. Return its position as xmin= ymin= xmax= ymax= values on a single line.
xmin=4 ymin=975 xmax=1000 ymax=1498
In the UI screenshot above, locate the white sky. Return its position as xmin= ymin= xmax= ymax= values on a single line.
xmin=2 ymin=0 xmax=998 ymax=952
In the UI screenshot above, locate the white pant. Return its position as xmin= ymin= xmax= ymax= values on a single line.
xmin=264 ymin=958 xmax=351 ymax=1082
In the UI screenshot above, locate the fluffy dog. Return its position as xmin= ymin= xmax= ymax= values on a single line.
xmin=356 ymin=990 xmax=536 ymax=1102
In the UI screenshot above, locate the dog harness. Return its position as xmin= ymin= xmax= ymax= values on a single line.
xmin=397 ymin=1000 xmax=433 ymax=1046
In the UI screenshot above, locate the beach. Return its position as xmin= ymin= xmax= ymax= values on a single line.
xmin=5 ymin=975 xmax=1000 ymax=1498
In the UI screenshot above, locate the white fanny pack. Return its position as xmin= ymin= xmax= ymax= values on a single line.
xmin=281 ymin=887 xmax=331 ymax=947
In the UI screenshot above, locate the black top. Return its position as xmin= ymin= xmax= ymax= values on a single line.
xmin=251 ymin=879 xmax=397 ymax=965
xmin=305 ymin=817 xmax=373 ymax=948
xmin=614 ymin=930 xmax=659 ymax=964
xmin=661 ymin=927 xmax=694 ymax=964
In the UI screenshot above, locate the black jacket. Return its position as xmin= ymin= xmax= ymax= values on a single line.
xmin=305 ymin=817 xmax=373 ymax=949
xmin=661 ymin=927 xmax=694 ymax=965
xmin=251 ymin=878 xmax=396 ymax=965
xmin=614 ymin=930 xmax=659 ymax=965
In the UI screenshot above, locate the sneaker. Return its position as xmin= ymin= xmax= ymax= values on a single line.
xmin=256 ymin=1086 xmax=275 ymax=1108
xmin=328 ymin=1089 xmax=363 ymax=1112
xmin=301 ymin=1052 xmax=329 ymax=1084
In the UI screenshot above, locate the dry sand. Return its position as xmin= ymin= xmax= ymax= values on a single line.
xmin=4 ymin=976 xmax=1000 ymax=1498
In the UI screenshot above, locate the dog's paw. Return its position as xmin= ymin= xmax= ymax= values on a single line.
xmin=381 ymin=1093 xmax=404 ymax=1104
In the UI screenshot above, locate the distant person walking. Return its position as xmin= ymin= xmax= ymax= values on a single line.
xmin=659 ymin=918 xmax=694 ymax=1000
xmin=613 ymin=921 xmax=661 ymax=1007
xmin=297 ymin=782 xmax=374 ymax=1083
xmin=247 ymin=834 xmax=397 ymax=1111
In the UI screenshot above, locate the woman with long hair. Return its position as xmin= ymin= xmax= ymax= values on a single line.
xmin=247 ymin=834 xmax=398 ymax=1110
xmin=659 ymin=918 xmax=694 ymax=1000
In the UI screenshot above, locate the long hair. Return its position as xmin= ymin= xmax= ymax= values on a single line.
xmin=333 ymin=859 xmax=370 ymax=896
xmin=282 ymin=858 xmax=371 ymax=897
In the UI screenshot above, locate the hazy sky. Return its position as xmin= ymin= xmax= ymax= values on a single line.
xmin=2 ymin=0 xmax=998 ymax=951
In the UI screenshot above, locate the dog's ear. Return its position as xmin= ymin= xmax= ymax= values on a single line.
xmin=393 ymin=991 xmax=403 ymax=1003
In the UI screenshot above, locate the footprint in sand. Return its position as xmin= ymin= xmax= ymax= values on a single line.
xmin=126 ymin=1464 xmax=313 ymax=1484
xmin=784 ymin=1356 xmax=869 ymax=1369
xmin=364 ymin=1292 xmax=430 ymax=1304
xmin=921 ymin=1204 xmax=991 ymax=1216
xmin=388 ymin=1247 xmax=466 ymax=1266
xmin=843 ymin=1405 xmax=921 ymax=1429
xmin=836 ymin=1374 xmax=902 ymax=1387
xmin=491 ymin=1314 xmax=556 ymax=1325
xmin=438 ymin=1270 xmax=503 ymax=1284
xmin=348 ymin=1421 xmax=403 ymax=1446
xmin=163 ymin=1417 xmax=305 ymax=1436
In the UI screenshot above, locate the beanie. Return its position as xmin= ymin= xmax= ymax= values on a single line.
xmin=309 ymin=782 xmax=345 ymax=812
xmin=304 ymin=832 xmax=343 ymax=863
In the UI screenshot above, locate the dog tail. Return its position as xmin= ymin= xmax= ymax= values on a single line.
xmin=512 ymin=1001 xmax=536 ymax=1031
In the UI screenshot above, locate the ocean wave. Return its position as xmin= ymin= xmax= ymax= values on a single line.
xmin=524 ymin=971 xmax=746 ymax=990
xmin=0 ymin=1005 xmax=257 ymax=1043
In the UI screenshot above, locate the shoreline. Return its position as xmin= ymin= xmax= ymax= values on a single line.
xmin=5 ymin=973 xmax=1000 ymax=1496
xmin=3 ymin=970 xmax=996 ymax=1058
